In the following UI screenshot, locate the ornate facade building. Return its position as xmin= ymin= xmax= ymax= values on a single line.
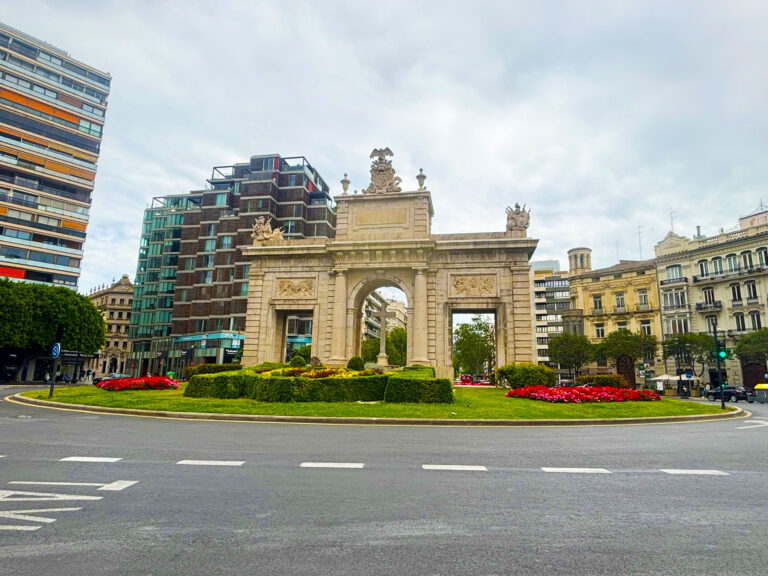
xmin=562 ymin=248 xmax=661 ymax=385
xmin=654 ymin=208 xmax=768 ymax=388
xmin=87 ymin=274 xmax=133 ymax=377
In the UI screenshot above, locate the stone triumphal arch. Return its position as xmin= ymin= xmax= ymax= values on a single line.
xmin=241 ymin=149 xmax=538 ymax=378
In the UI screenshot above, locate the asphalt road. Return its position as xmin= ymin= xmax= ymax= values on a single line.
xmin=1 ymin=386 xmax=767 ymax=576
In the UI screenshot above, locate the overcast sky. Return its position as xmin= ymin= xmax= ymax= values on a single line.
xmin=5 ymin=1 xmax=768 ymax=292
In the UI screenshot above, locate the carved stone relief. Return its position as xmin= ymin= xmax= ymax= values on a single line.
xmin=276 ymin=278 xmax=315 ymax=298
xmin=451 ymin=274 xmax=497 ymax=297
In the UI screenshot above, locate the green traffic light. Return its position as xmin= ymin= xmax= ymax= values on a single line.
xmin=718 ymin=349 xmax=727 ymax=359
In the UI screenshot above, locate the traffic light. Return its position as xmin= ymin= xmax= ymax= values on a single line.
xmin=715 ymin=340 xmax=731 ymax=360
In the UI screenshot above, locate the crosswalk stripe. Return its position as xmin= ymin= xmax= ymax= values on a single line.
xmin=422 ymin=465 xmax=487 ymax=471
xmin=177 ymin=460 xmax=245 ymax=466
xmin=60 ymin=457 xmax=122 ymax=463
xmin=660 ymin=469 xmax=729 ymax=476
xmin=542 ymin=467 xmax=612 ymax=474
xmin=300 ymin=462 xmax=365 ymax=469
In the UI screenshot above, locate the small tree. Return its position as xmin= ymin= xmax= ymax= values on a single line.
xmin=598 ymin=329 xmax=658 ymax=389
xmin=734 ymin=328 xmax=768 ymax=364
xmin=662 ymin=333 xmax=715 ymax=378
xmin=453 ymin=315 xmax=495 ymax=376
xmin=290 ymin=345 xmax=311 ymax=363
xmin=386 ymin=327 xmax=407 ymax=366
xmin=546 ymin=332 xmax=594 ymax=376
xmin=361 ymin=338 xmax=380 ymax=364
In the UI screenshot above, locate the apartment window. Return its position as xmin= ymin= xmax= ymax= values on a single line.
xmin=638 ymin=289 xmax=648 ymax=306
xmin=284 ymin=220 xmax=296 ymax=234
xmin=742 ymin=251 xmax=754 ymax=270
xmin=206 ymin=224 xmax=216 ymax=236
xmin=750 ymin=311 xmax=762 ymax=331
xmin=664 ymin=317 xmax=689 ymax=335
xmin=703 ymin=287 xmax=715 ymax=305
xmin=201 ymin=255 xmax=215 ymax=268
xmin=595 ymin=323 xmax=605 ymax=339
xmin=706 ymin=316 xmax=718 ymax=334
xmin=203 ymin=239 xmax=216 ymax=252
xmin=731 ymin=283 xmax=742 ymax=302
xmin=758 ymin=248 xmax=768 ymax=266
xmin=734 ymin=313 xmax=746 ymax=332
xmin=214 ymin=193 xmax=227 ymax=206
xmin=202 ymin=270 xmax=213 ymax=284
xmin=726 ymin=254 xmax=739 ymax=272
xmin=220 ymin=235 xmax=233 ymax=250
xmin=240 ymin=282 xmax=249 ymax=297
xmin=593 ymin=294 xmax=603 ymax=311
xmin=663 ymin=289 xmax=686 ymax=308
xmin=617 ymin=321 xmax=628 ymax=330
xmin=615 ymin=292 xmax=625 ymax=309
xmin=712 ymin=257 xmax=724 ymax=275
xmin=698 ymin=260 xmax=709 ymax=277
xmin=666 ymin=265 xmax=682 ymax=280
xmin=640 ymin=319 xmax=651 ymax=335
xmin=746 ymin=282 xmax=758 ymax=300
xmin=196 ymin=320 xmax=206 ymax=332
xmin=184 ymin=258 xmax=195 ymax=271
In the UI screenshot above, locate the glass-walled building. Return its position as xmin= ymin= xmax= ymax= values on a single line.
xmin=0 ymin=21 xmax=109 ymax=287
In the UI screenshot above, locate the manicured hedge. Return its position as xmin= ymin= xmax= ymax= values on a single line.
xmin=401 ymin=365 xmax=436 ymax=378
xmin=495 ymin=363 xmax=556 ymax=389
xmin=182 ymin=363 xmax=242 ymax=380
xmin=183 ymin=365 xmax=452 ymax=404
xmin=575 ymin=374 xmax=629 ymax=388
xmin=384 ymin=376 xmax=453 ymax=403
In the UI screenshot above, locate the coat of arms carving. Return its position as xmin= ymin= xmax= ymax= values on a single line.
xmin=363 ymin=147 xmax=402 ymax=195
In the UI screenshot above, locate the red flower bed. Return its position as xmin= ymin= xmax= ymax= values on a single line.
xmin=96 ymin=376 xmax=179 ymax=391
xmin=506 ymin=385 xmax=660 ymax=403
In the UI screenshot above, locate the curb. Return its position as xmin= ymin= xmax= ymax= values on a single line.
xmin=7 ymin=393 xmax=749 ymax=427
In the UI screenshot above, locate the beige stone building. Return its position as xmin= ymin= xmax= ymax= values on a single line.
xmin=654 ymin=208 xmax=768 ymax=388
xmin=87 ymin=274 xmax=133 ymax=377
xmin=241 ymin=149 xmax=538 ymax=378
xmin=563 ymin=248 xmax=661 ymax=384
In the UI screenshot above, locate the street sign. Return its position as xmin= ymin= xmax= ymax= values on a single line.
xmin=51 ymin=342 xmax=60 ymax=359
xmin=644 ymin=370 xmax=651 ymax=378
xmin=684 ymin=369 xmax=693 ymax=379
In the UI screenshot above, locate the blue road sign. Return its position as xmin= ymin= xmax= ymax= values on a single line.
xmin=51 ymin=342 xmax=60 ymax=359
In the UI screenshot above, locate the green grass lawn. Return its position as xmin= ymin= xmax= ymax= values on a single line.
xmin=20 ymin=385 xmax=733 ymax=420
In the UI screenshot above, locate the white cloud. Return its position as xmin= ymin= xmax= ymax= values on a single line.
xmin=4 ymin=0 xmax=768 ymax=290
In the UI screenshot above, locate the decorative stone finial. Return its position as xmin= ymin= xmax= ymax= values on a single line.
xmin=416 ymin=168 xmax=426 ymax=191
xmin=341 ymin=173 xmax=350 ymax=195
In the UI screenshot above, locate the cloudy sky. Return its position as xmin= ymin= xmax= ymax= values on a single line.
xmin=5 ymin=1 xmax=768 ymax=292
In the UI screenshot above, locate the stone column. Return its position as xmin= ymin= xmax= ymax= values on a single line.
xmin=411 ymin=268 xmax=430 ymax=364
xmin=329 ymin=269 xmax=347 ymax=363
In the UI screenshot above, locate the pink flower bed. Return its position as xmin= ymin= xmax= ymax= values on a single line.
xmin=506 ymin=385 xmax=660 ymax=403
xmin=96 ymin=376 xmax=179 ymax=391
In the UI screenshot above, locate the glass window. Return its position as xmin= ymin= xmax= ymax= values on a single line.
xmin=757 ymin=248 xmax=768 ymax=267
xmin=666 ymin=265 xmax=682 ymax=280
xmin=592 ymin=294 xmax=602 ymax=311
xmin=215 ymin=193 xmax=227 ymax=206
xmin=663 ymin=289 xmax=686 ymax=308
xmin=638 ymin=289 xmax=648 ymax=306
xmin=698 ymin=260 xmax=709 ymax=277
xmin=615 ymin=292 xmax=625 ymax=309
xmin=204 ymin=239 xmax=216 ymax=252
xmin=750 ymin=311 xmax=762 ymax=331
xmin=746 ymin=282 xmax=758 ymax=300
xmin=703 ymin=287 xmax=715 ymax=304
xmin=734 ymin=313 xmax=746 ymax=332
xmin=220 ymin=235 xmax=233 ymax=250
xmin=640 ymin=320 xmax=651 ymax=335
xmin=742 ymin=251 xmax=754 ymax=270
xmin=706 ymin=316 xmax=717 ymax=334
xmin=731 ymin=284 xmax=742 ymax=302
xmin=726 ymin=254 xmax=739 ymax=272
xmin=206 ymin=224 xmax=216 ymax=236
xmin=202 ymin=270 xmax=213 ymax=284
xmin=595 ymin=323 xmax=604 ymax=338
xmin=664 ymin=317 xmax=689 ymax=335
xmin=617 ymin=321 xmax=627 ymax=330
xmin=712 ymin=258 xmax=723 ymax=275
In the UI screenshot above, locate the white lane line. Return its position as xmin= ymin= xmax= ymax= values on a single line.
xmin=177 ymin=460 xmax=244 ymax=467
xmin=422 ymin=465 xmax=488 ymax=471
xmin=9 ymin=480 xmax=139 ymax=492
xmin=0 ymin=525 xmax=41 ymax=531
xmin=0 ymin=507 xmax=83 ymax=525
xmin=300 ymin=462 xmax=365 ymax=469
xmin=660 ymin=469 xmax=729 ymax=476
xmin=60 ymin=457 xmax=122 ymax=463
xmin=542 ymin=467 xmax=612 ymax=474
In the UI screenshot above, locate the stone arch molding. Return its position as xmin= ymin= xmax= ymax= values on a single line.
xmin=240 ymin=149 xmax=539 ymax=378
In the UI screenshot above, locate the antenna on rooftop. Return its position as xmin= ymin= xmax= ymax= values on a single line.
xmin=638 ymin=225 xmax=643 ymax=259
xmin=669 ymin=208 xmax=676 ymax=233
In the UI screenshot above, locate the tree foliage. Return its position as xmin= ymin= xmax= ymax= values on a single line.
xmin=734 ymin=328 xmax=768 ymax=363
xmin=361 ymin=338 xmax=380 ymax=364
xmin=598 ymin=329 xmax=657 ymax=364
xmin=546 ymin=332 xmax=594 ymax=375
xmin=662 ymin=333 xmax=715 ymax=377
xmin=0 ymin=280 xmax=106 ymax=378
xmin=453 ymin=315 xmax=495 ymax=375
xmin=360 ymin=327 xmax=408 ymax=366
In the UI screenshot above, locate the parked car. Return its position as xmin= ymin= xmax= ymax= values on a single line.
xmin=706 ymin=386 xmax=755 ymax=403
xmin=93 ymin=373 xmax=131 ymax=385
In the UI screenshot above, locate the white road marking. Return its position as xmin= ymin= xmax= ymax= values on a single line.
xmin=0 ymin=507 xmax=82 ymax=525
xmin=422 ymin=465 xmax=487 ymax=471
xmin=542 ymin=467 xmax=612 ymax=474
xmin=177 ymin=460 xmax=245 ymax=466
xmin=300 ymin=462 xmax=365 ymax=469
xmin=0 ymin=525 xmax=40 ymax=531
xmin=60 ymin=457 xmax=122 ymax=463
xmin=660 ymin=469 xmax=729 ymax=476
xmin=9 ymin=480 xmax=138 ymax=492
xmin=737 ymin=420 xmax=768 ymax=430
xmin=0 ymin=490 xmax=102 ymax=502
xmin=0 ymin=455 xmax=5 ymax=458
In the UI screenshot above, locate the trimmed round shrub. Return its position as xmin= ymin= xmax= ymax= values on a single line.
xmin=495 ymin=362 xmax=556 ymax=389
xmin=289 ymin=355 xmax=307 ymax=367
xmin=347 ymin=356 xmax=364 ymax=370
xmin=575 ymin=374 xmax=629 ymax=388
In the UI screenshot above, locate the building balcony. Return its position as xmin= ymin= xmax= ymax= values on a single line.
xmin=746 ymin=297 xmax=760 ymax=305
xmin=613 ymin=306 xmax=627 ymax=314
xmin=660 ymin=277 xmax=688 ymax=286
xmin=662 ymin=304 xmax=689 ymax=311
xmin=693 ymin=266 xmax=768 ymax=283
xmin=731 ymin=299 xmax=743 ymax=307
xmin=590 ymin=308 xmax=605 ymax=316
xmin=695 ymin=301 xmax=722 ymax=312
xmin=635 ymin=303 xmax=650 ymax=312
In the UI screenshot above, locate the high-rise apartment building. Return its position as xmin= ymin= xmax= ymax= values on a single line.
xmin=128 ymin=154 xmax=336 ymax=376
xmin=0 ymin=22 xmax=109 ymax=287
xmin=531 ymin=260 xmax=571 ymax=380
